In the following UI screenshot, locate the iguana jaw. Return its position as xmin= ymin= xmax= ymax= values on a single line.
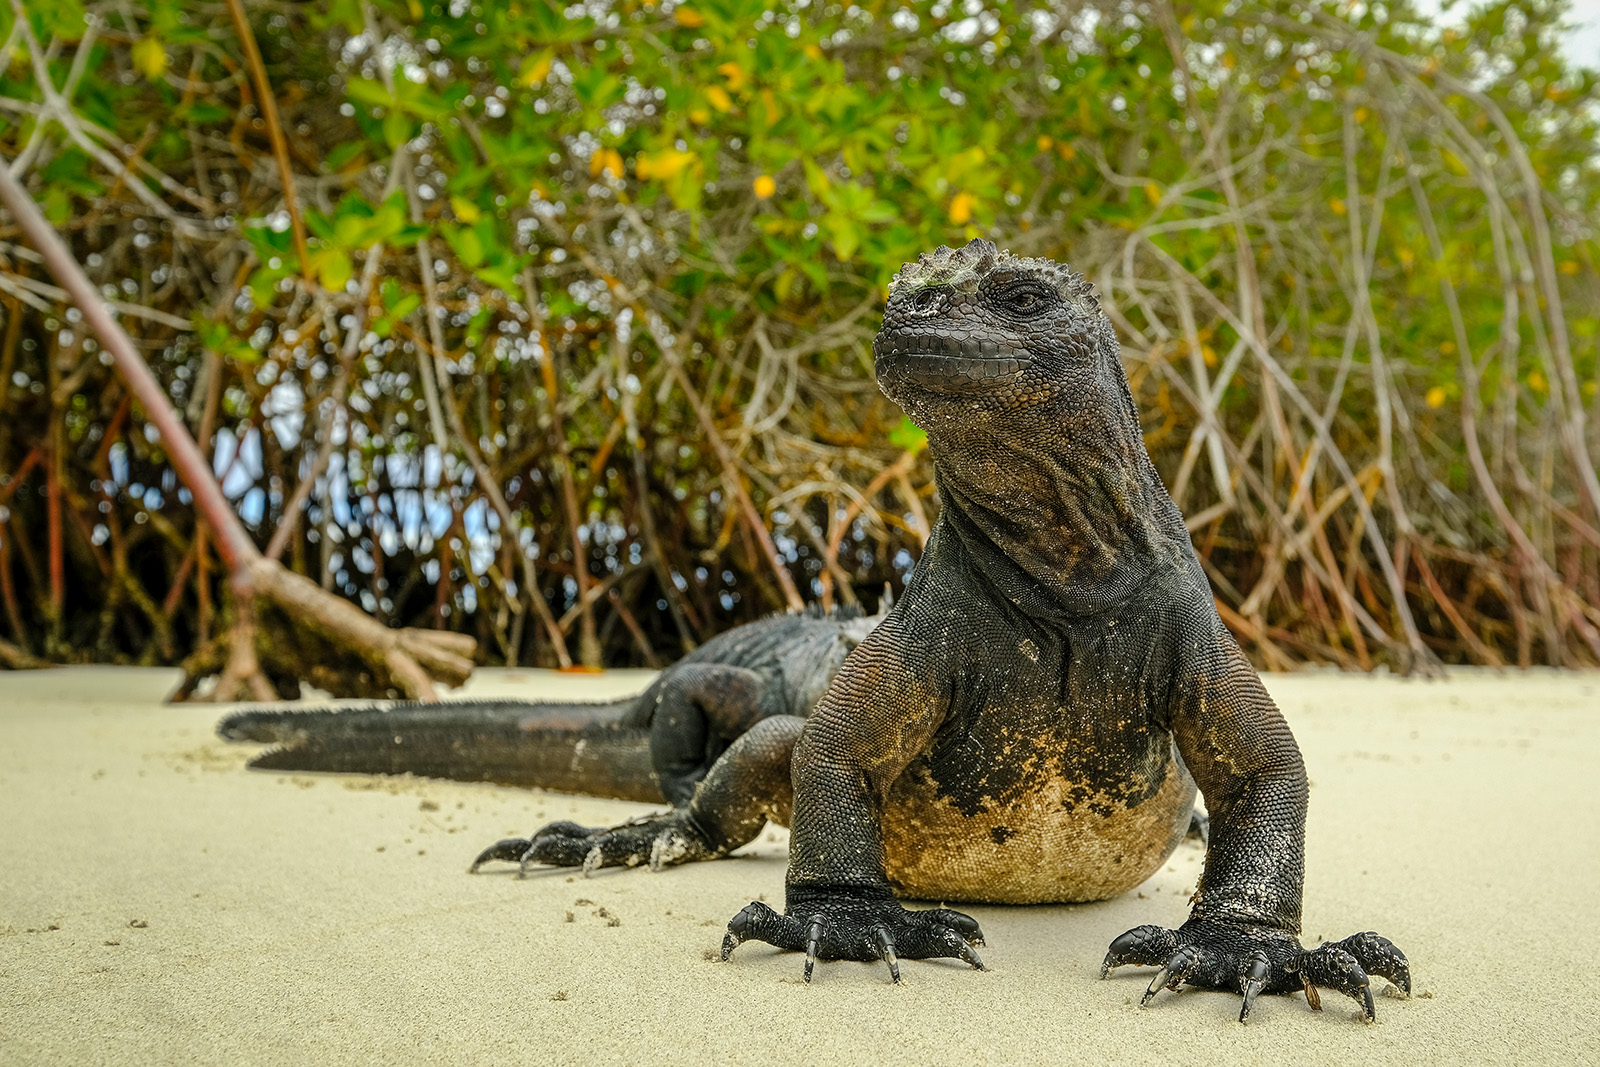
xmin=872 ymin=331 xmax=1032 ymax=396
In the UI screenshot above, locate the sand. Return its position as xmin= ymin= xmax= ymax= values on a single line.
xmin=2 ymin=665 xmax=1597 ymax=1066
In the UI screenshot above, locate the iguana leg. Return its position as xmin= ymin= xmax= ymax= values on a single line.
xmin=470 ymin=715 xmax=803 ymax=876
xmin=719 ymin=615 xmax=988 ymax=983
xmin=1096 ymin=603 xmax=1411 ymax=1023
xmin=647 ymin=664 xmax=783 ymax=807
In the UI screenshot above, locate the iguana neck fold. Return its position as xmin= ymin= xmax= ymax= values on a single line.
xmin=924 ymin=423 xmax=1179 ymax=619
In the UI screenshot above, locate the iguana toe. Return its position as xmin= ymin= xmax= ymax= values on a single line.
xmin=1140 ymin=944 xmax=1200 ymax=1007
xmin=471 ymin=812 xmax=724 ymax=878
xmin=468 ymin=837 xmax=531 ymax=874
xmin=1291 ymin=942 xmax=1375 ymax=1021
xmin=1238 ymin=950 xmax=1270 ymax=1022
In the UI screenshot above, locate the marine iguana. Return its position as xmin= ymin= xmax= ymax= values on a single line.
xmin=564 ymin=240 xmax=1404 ymax=1022
xmin=222 ymin=240 xmax=1408 ymax=1022
xmin=219 ymin=605 xmax=882 ymax=869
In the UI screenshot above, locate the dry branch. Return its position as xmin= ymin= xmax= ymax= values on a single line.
xmin=0 ymin=158 xmax=474 ymax=699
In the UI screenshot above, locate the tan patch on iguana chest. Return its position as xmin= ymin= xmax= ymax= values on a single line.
xmin=879 ymin=749 xmax=1195 ymax=904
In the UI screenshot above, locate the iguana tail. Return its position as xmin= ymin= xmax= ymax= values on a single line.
xmin=217 ymin=697 xmax=664 ymax=803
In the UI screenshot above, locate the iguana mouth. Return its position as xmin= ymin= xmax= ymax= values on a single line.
xmin=874 ymin=333 xmax=1031 ymax=392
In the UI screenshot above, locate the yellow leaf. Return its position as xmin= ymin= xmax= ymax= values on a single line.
xmin=636 ymin=148 xmax=694 ymax=182
xmin=1354 ymin=107 xmax=1369 ymax=123
xmin=589 ymin=148 xmax=624 ymax=179
xmin=752 ymin=174 xmax=776 ymax=199
xmin=132 ymin=37 xmax=167 ymax=81
xmin=314 ymin=247 xmax=352 ymax=292
xmin=804 ymin=44 xmax=823 ymax=60
xmin=706 ymin=86 xmax=733 ymax=113
xmin=688 ymin=108 xmax=710 ymax=125
xmin=1425 ymin=386 xmax=1448 ymax=409
xmin=450 ymin=196 xmax=481 ymax=223
xmin=1056 ymin=141 xmax=1076 ymax=162
xmin=1329 ymin=198 xmax=1347 ymax=216
xmin=1201 ymin=344 xmax=1217 ymax=368
xmin=1439 ymin=341 xmax=1455 ymax=355
xmin=1144 ymin=181 xmax=1161 ymax=205
xmin=674 ymin=7 xmax=705 ymax=27
xmin=1560 ymin=260 xmax=1580 ymax=275
xmin=518 ymin=53 xmax=553 ymax=87
xmin=717 ymin=62 xmax=747 ymax=92
xmin=1398 ymin=247 xmax=1414 ymax=268
xmin=1527 ymin=370 xmax=1547 ymax=393
xmin=948 ymin=191 xmax=976 ymax=226
xmin=760 ymin=89 xmax=779 ymax=125
xmin=1036 ymin=135 xmax=1053 ymax=151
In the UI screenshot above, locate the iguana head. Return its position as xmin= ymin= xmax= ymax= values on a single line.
xmin=872 ymin=240 xmax=1182 ymax=604
xmin=873 ymin=239 xmax=1124 ymax=436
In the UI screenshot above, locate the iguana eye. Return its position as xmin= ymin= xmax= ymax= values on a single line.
xmin=906 ymin=287 xmax=948 ymax=316
xmin=1000 ymin=284 xmax=1053 ymax=317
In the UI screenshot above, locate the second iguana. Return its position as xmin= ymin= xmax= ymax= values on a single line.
xmin=219 ymin=605 xmax=882 ymax=870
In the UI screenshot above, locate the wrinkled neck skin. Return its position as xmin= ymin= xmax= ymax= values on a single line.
xmin=914 ymin=388 xmax=1184 ymax=620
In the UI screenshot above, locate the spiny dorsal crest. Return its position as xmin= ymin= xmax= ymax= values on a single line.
xmin=887 ymin=238 xmax=1099 ymax=312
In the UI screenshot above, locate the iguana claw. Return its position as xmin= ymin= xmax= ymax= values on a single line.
xmin=1238 ymin=951 xmax=1270 ymax=1023
xmin=803 ymin=919 xmax=824 ymax=983
xmin=873 ymin=925 xmax=901 ymax=983
xmin=1141 ymin=945 xmax=1198 ymax=1007
xmin=720 ymin=929 xmax=742 ymax=961
xmin=468 ymin=838 xmax=530 ymax=874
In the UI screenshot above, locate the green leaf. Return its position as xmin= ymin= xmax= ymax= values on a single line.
xmin=382 ymin=110 xmax=413 ymax=150
xmin=888 ymin=416 xmax=927 ymax=455
xmin=446 ymin=224 xmax=485 ymax=268
xmin=345 ymin=78 xmax=394 ymax=110
xmin=323 ymin=141 xmax=368 ymax=173
xmin=826 ymin=216 xmax=859 ymax=262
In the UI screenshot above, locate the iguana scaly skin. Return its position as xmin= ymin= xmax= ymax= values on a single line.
xmin=219 ymin=607 xmax=880 ymax=871
xmin=706 ymin=241 xmax=1408 ymax=1021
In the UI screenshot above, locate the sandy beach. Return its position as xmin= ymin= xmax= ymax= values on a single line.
xmin=2 ymin=665 xmax=1596 ymax=1066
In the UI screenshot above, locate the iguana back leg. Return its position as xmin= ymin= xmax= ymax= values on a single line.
xmin=471 ymin=715 xmax=803 ymax=876
xmin=646 ymin=663 xmax=782 ymax=807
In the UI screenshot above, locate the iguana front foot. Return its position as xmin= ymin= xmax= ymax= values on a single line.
xmin=720 ymin=895 xmax=985 ymax=984
xmin=1101 ymin=919 xmax=1410 ymax=1023
xmin=469 ymin=812 xmax=722 ymax=877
